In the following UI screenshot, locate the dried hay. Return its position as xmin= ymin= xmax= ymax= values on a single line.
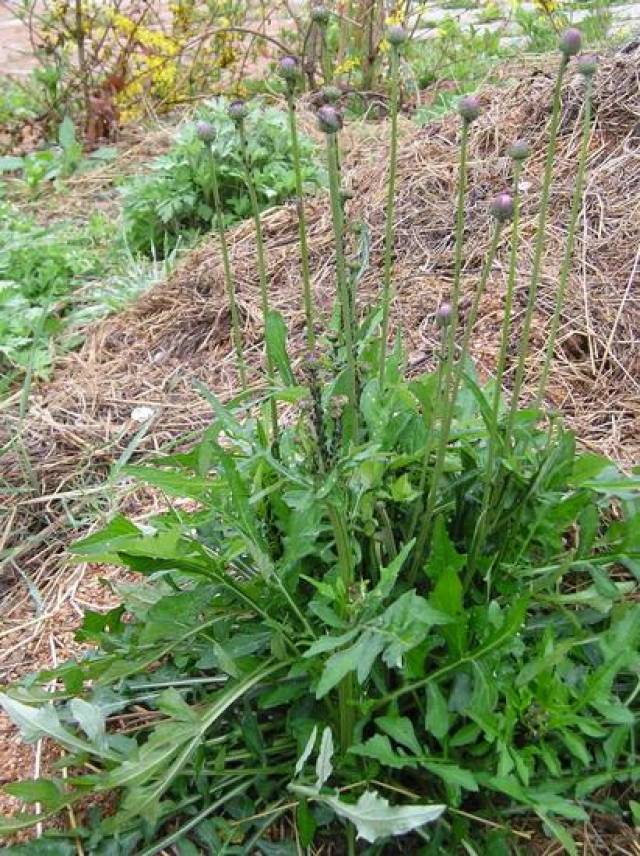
xmin=1 ymin=45 xmax=639 ymax=707
xmin=2 ymin=47 xmax=639 ymax=645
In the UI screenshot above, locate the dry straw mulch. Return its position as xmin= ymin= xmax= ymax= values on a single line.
xmin=0 ymin=49 xmax=639 ymax=838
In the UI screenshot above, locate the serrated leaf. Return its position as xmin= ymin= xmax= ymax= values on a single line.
xmin=422 ymin=761 xmax=478 ymax=792
xmin=297 ymin=798 xmax=317 ymax=848
xmin=349 ymin=734 xmax=418 ymax=769
xmin=4 ymin=778 xmax=65 ymax=810
xmin=375 ymin=716 xmax=421 ymax=755
xmin=156 ymin=688 xmax=199 ymax=723
xmin=265 ymin=310 xmax=295 ymax=387
xmin=313 ymin=789 xmax=445 ymax=843
xmin=294 ymin=725 xmax=317 ymax=776
xmin=425 ymin=683 xmax=450 ymax=741
xmin=0 ymin=694 xmax=108 ymax=759
xmin=69 ymin=698 xmax=107 ymax=750
xmin=315 ymin=726 xmax=333 ymax=789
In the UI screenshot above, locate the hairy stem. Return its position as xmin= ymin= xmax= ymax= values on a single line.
xmin=407 ymin=326 xmax=448 ymax=541
xmin=238 ymin=122 xmax=279 ymax=443
xmin=408 ymin=118 xmax=471 ymax=580
xmin=536 ymin=73 xmax=594 ymax=406
xmin=326 ymin=133 xmax=358 ymax=443
xmin=206 ymin=146 xmax=247 ymax=388
xmin=472 ymin=162 xmax=524 ymax=573
xmin=328 ymin=506 xmax=356 ymax=755
xmin=285 ymin=90 xmax=316 ymax=350
xmin=507 ymin=54 xmax=568 ymax=438
xmin=378 ymin=44 xmax=401 ymax=396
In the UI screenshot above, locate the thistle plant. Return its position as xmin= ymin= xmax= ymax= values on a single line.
xmin=311 ymin=4 xmax=333 ymax=84
xmin=471 ymin=141 xmax=530 ymax=568
xmin=196 ymin=120 xmax=247 ymax=389
xmin=279 ymin=55 xmax=316 ymax=350
xmin=536 ymin=53 xmax=597 ymax=406
xmin=378 ymin=24 xmax=406 ymax=395
xmin=507 ymin=28 xmax=581 ymax=438
xmin=5 ymin=23 xmax=640 ymax=856
xmin=409 ymin=94 xmax=480 ymax=579
xmin=317 ymin=103 xmax=358 ymax=443
xmin=229 ymin=99 xmax=279 ymax=442
xmin=407 ymin=301 xmax=451 ymax=541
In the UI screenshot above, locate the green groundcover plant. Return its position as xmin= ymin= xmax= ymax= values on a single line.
xmin=121 ymin=97 xmax=323 ymax=258
xmin=0 ymin=205 xmax=109 ymax=377
xmin=2 ymin=23 xmax=639 ymax=856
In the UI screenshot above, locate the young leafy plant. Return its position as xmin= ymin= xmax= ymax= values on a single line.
xmin=2 ymin=24 xmax=639 ymax=856
xmin=121 ymin=97 xmax=323 ymax=257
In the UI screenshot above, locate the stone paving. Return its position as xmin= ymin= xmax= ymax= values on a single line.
xmin=414 ymin=0 xmax=640 ymax=46
xmin=0 ymin=1 xmax=638 ymax=76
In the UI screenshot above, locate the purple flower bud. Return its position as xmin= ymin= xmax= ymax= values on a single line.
xmin=386 ymin=24 xmax=407 ymax=47
xmin=436 ymin=302 xmax=452 ymax=328
xmin=458 ymin=94 xmax=481 ymax=123
xmin=228 ymin=99 xmax=248 ymax=123
xmin=492 ymin=192 xmax=514 ymax=222
xmin=577 ymin=53 xmax=598 ymax=77
xmin=320 ymin=84 xmax=341 ymax=104
xmin=195 ymin=120 xmax=215 ymax=142
xmin=279 ymin=55 xmax=298 ymax=81
xmin=559 ymin=27 xmax=582 ymax=57
xmin=508 ymin=139 xmax=530 ymax=162
xmin=310 ymin=4 xmax=330 ymax=25
xmin=317 ymin=104 xmax=343 ymax=134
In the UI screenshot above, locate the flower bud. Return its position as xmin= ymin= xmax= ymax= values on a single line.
xmin=310 ymin=4 xmax=330 ymax=25
xmin=317 ymin=104 xmax=343 ymax=134
xmin=320 ymin=84 xmax=341 ymax=104
xmin=457 ymin=94 xmax=480 ymax=123
xmin=228 ymin=99 xmax=248 ymax=123
xmin=436 ymin=302 xmax=452 ymax=327
xmin=577 ymin=53 xmax=598 ymax=77
xmin=195 ymin=120 xmax=215 ymax=142
xmin=492 ymin=192 xmax=514 ymax=222
xmin=386 ymin=24 xmax=407 ymax=47
xmin=279 ymin=55 xmax=298 ymax=82
xmin=559 ymin=27 xmax=582 ymax=57
xmin=508 ymin=139 xmax=530 ymax=162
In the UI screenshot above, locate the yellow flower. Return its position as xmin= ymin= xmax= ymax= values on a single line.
xmin=533 ymin=0 xmax=559 ymax=12
xmin=334 ymin=57 xmax=360 ymax=75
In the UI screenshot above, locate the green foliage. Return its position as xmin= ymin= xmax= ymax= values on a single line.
xmin=408 ymin=19 xmax=508 ymax=93
xmin=3 ymin=344 xmax=639 ymax=851
xmin=0 ymin=76 xmax=42 ymax=134
xmin=0 ymin=205 xmax=175 ymax=383
xmin=0 ymin=206 xmax=106 ymax=374
xmin=1 ymin=20 xmax=638 ymax=856
xmin=0 ymin=118 xmax=117 ymax=194
xmin=121 ymin=97 xmax=323 ymax=257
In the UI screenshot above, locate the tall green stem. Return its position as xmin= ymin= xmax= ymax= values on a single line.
xmin=206 ymin=146 xmax=247 ymax=389
xmin=472 ymin=162 xmax=524 ymax=570
xmin=536 ymin=73 xmax=594 ymax=406
xmin=411 ymin=222 xmax=503 ymax=581
xmin=495 ymin=162 xmax=523 ymax=427
xmin=407 ymin=325 xmax=448 ymax=541
xmin=328 ymin=506 xmax=355 ymax=754
xmin=285 ymin=90 xmax=316 ymax=350
xmin=238 ymin=122 xmax=279 ymax=443
xmin=408 ymin=118 xmax=471 ymax=581
xmin=378 ymin=45 xmax=401 ymax=395
xmin=326 ymin=132 xmax=358 ymax=443
xmin=507 ymin=54 xmax=568 ymax=438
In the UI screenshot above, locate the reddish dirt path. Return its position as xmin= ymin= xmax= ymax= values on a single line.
xmin=0 ymin=4 xmax=36 ymax=75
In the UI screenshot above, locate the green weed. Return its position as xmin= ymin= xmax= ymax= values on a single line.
xmin=121 ymin=97 xmax=323 ymax=258
xmin=1 ymin=23 xmax=638 ymax=856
